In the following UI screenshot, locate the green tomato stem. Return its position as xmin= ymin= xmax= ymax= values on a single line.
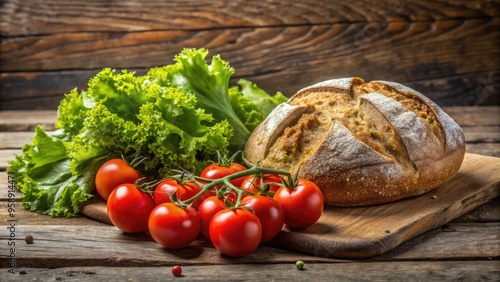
xmin=183 ymin=164 xmax=291 ymax=205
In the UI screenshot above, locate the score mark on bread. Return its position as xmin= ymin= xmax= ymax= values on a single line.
xmin=243 ymin=77 xmax=465 ymax=206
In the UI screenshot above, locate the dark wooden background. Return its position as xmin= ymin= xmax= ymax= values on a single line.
xmin=1 ymin=0 xmax=499 ymax=110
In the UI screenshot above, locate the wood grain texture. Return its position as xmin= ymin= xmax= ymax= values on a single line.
xmin=452 ymin=198 xmax=500 ymax=223
xmin=0 ymin=111 xmax=57 ymax=132
xmin=0 ymin=131 xmax=37 ymax=149
xmin=444 ymin=106 xmax=500 ymax=127
xmin=1 ymin=0 xmax=499 ymax=109
xmin=379 ymin=222 xmax=500 ymax=260
xmin=0 ymin=225 xmax=336 ymax=268
xmin=0 ymin=149 xmax=21 ymax=170
xmin=0 ymin=222 xmax=497 ymax=268
xmin=3 ymin=20 xmax=496 ymax=73
xmin=2 ymin=0 xmax=498 ymax=36
xmin=5 ymin=261 xmax=500 ymax=281
xmin=466 ymin=143 xmax=500 ymax=158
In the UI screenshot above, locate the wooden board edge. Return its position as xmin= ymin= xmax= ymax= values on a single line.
xmin=269 ymin=153 xmax=500 ymax=258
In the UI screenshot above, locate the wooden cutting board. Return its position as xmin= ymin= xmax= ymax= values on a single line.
xmin=81 ymin=153 xmax=500 ymax=259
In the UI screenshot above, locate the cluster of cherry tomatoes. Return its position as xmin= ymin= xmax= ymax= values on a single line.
xmin=94 ymin=156 xmax=324 ymax=257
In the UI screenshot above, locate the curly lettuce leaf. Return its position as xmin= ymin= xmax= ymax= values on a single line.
xmin=236 ymin=79 xmax=289 ymax=117
xmin=148 ymin=48 xmax=250 ymax=149
xmin=229 ymin=79 xmax=289 ymax=132
xmin=8 ymin=126 xmax=107 ymax=217
xmin=135 ymin=85 xmax=233 ymax=174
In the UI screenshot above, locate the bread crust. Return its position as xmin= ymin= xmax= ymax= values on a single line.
xmin=243 ymin=77 xmax=465 ymax=206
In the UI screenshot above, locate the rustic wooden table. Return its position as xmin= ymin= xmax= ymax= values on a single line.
xmin=1 ymin=107 xmax=499 ymax=281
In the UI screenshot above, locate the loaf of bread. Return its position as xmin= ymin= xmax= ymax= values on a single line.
xmin=243 ymin=77 xmax=465 ymax=206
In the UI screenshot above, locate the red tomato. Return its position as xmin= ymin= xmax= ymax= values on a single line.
xmin=148 ymin=203 xmax=200 ymax=249
xmin=154 ymin=179 xmax=204 ymax=208
xmin=197 ymin=196 xmax=228 ymax=238
xmin=240 ymin=195 xmax=285 ymax=242
xmin=240 ymin=174 xmax=282 ymax=196
xmin=273 ymin=179 xmax=324 ymax=228
xmin=95 ymin=159 xmax=141 ymax=201
xmin=209 ymin=208 xmax=262 ymax=257
xmin=107 ymin=183 xmax=155 ymax=233
xmin=200 ymin=162 xmax=247 ymax=195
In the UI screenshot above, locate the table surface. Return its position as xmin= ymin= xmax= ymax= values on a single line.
xmin=1 ymin=107 xmax=499 ymax=281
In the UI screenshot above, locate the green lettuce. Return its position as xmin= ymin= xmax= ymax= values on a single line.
xmin=231 ymin=79 xmax=288 ymax=132
xmin=8 ymin=48 xmax=287 ymax=217
xmin=8 ymin=126 xmax=108 ymax=217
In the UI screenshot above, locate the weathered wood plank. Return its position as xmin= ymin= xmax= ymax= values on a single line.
xmin=0 ymin=171 xmax=21 ymax=201
xmin=461 ymin=126 xmax=500 ymax=143
xmin=444 ymin=106 xmax=500 ymax=127
xmin=2 ymin=0 xmax=498 ymax=36
xmin=5 ymin=261 xmax=500 ymax=281
xmin=452 ymin=197 xmax=500 ymax=223
xmin=1 ymin=1 xmax=498 ymax=110
xmin=0 ymin=111 xmax=56 ymax=132
xmin=466 ymin=143 xmax=500 ymax=157
xmin=0 ymin=132 xmax=37 ymax=149
xmin=0 ymin=149 xmax=21 ymax=170
xmin=1 ymin=19 xmax=498 ymax=110
xmin=0 ymin=225 xmax=337 ymax=268
xmin=1 ymin=206 xmax=109 ymax=227
xmin=378 ymin=222 xmax=500 ymax=260
xmin=2 ymin=20 xmax=498 ymax=73
xmin=0 ymin=70 xmax=101 ymax=111
xmin=0 ymin=223 xmax=497 ymax=269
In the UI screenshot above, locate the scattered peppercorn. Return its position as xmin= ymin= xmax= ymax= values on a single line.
xmin=25 ymin=234 xmax=34 ymax=244
xmin=172 ymin=264 xmax=182 ymax=277
xmin=296 ymin=260 xmax=305 ymax=270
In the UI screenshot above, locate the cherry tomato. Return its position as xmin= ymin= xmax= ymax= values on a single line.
xmin=240 ymin=174 xmax=282 ymax=196
xmin=95 ymin=159 xmax=141 ymax=201
xmin=209 ymin=208 xmax=262 ymax=257
xmin=240 ymin=195 xmax=285 ymax=242
xmin=200 ymin=162 xmax=247 ymax=196
xmin=107 ymin=183 xmax=155 ymax=233
xmin=148 ymin=203 xmax=200 ymax=249
xmin=197 ymin=196 xmax=228 ymax=238
xmin=273 ymin=179 xmax=324 ymax=228
xmin=154 ymin=179 xmax=205 ymax=208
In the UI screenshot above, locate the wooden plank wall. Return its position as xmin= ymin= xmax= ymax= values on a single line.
xmin=1 ymin=0 xmax=499 ymax=110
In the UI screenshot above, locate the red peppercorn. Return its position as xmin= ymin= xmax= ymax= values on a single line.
xmin=172 ymin=264 xmax=182 ymax=276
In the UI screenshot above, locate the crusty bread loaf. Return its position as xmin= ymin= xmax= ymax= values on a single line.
xmin=243 ymin=77 xmax=465 ymax=206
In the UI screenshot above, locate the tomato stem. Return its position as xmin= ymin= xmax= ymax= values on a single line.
xmin=214 ymin=150 xmax=242 ymax=167
xmin=183 ymin=164 xmax=292 ymax=205
xmin=280 ymin=167 xmax=301 ymax=189
xmin=222 ymin=178 xmax=245 ymax=208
